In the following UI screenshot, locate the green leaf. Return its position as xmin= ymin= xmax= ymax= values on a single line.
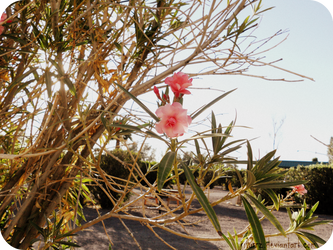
xmin=157 ymin=152 xmax=176 ymax=191
xmin=182 ymin=163 xmax=222 ymax=235
xmin=305 ymin=201 xmax=319 ymax=220
xmin=296 ymin=234 xmax=311 ymax=250
xmin=113 ymin=82 xmax=159 ymax=122
xmin=296 ymin=231 xmax=326 ymax=247
xmin=253 ymin=180 xmax=307 ymax=189
xmin=7 ymin=67 xmax=37 ymax=92
xmin=263 ymin=189 xmax=280 ymax=211
xmin=241 ymin=196 xmax=266 ymax=250
xmin=1 ymin=34 xmax=28 ymax=45
xmin=246 ymin=141 xmax=253 ymax=171
xmin=221 ymin=233 xmax=235 ymax=250
xmin=211 ymin=111 xmax=220 ymax=155
xmin=194 ymin=139 xmax=201 ymax=156
xmin=180 ymin=133 xmax=231 ymax=144
xmin=300 ymin=220 xmax=332 ymax=230
xmin=228 ymin=231 xmax=237 ymax=250
xmin=217 ymin=121 xmax=234 ymax=152
xmin=114 ymin=42 xmax=122 ymax=53
xmin=55 ymin=232 xmax=77 ymax=239
xmin=246 ymin=170 xmax=256 ymax=188
xmin=246 ymin=194 xmax=286 ymax=237
xmin=190 ymin=89 xmax=236 ymax=120
xmin=56 ymin=241 xmax=81 ymax=247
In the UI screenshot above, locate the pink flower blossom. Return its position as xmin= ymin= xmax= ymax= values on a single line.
xmin=165 ymin=72 xmax=192 ymax=98
xmin=292 ymin=184 xmax=307 ymax=195
xmin=0 ymin=13 xmax=7 ymax=35
xmin=155 ymin=102 xmax=192 ymax=138
xmin=0 ymin=11 xmax=7 ymax=23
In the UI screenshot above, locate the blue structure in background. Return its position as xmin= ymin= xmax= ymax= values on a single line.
xmin=279 ymin=160 xmax=329 ymax=169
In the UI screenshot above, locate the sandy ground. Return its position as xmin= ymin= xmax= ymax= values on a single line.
xmin=75 ymin=186 xmax=333 ymax=250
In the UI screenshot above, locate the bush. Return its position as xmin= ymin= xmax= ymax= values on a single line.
xmin=254 ymin=164 xmax=333 ymax=215
xmin=287 ymin=164 xmax=333 ymax=214
xmin=89 ymin=149 xmax=137 ymax=209
xmin=138 ymin=161 xmax=174 ymax=188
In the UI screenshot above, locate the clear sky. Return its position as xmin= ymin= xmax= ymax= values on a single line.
xmin=136 ymin=0 xmax=333 ymax=163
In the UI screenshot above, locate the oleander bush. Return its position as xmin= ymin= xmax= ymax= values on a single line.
xmin=286 ymin=164 xmax=333 ymax=215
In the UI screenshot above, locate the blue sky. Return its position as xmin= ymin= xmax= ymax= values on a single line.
xmin=1 ymin=0 xmax=333 ymax=163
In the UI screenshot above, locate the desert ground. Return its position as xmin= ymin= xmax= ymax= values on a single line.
xmin=74 ymin=186 xmax=333 ymax=250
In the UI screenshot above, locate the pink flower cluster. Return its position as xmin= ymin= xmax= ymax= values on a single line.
xmin=292 ymin=184 xmax=307 ymax=195
xmin=154 ymin=72 xmax=192 ymax=138
xmin=0 ymin=11 xmax=7 ymax=35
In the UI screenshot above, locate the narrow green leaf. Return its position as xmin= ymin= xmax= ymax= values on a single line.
xmin=241 ymin=196 xmax=267 ymax=250
xmin=56 ymin=241 xmax=81 ymax=247
xmin=305 ymin=201 xmax=319 ymax=220
xmin=114 ymin=42 xmax=122 ymax=53
xmin=246 ymin=194 xmax=286 ymax=237
xmin=7 ymin=67 xmax=37 ymax=92
xmin=263 ymin=189 xmax=280 ymax=211
xmin=190 ymin=89 xmax=236 ymax=120
xmin=218 ymin=121 xmax=234 ymax=151
xmin=145 ymin=130 xmax=170 ymax=144
xmin=194 ymin=139 xmax=201 ymax=156
xmin=29 ymin=220 xmax=45 ymax=237
xmin=182 ymin=163 xmax=222 ymax=235
xmin=253 ymin=180 xmax=307 ymax=189
xmin=255 ymin=174 xmax=284 ymax=184
xmin=55 ymin=232 xmax=77 ymax=239
xmin=233 ymin=228 xmax=240 ymax=250
xmin=246 ymin=170 xmax=256 ymax=188
xmin=157 ymin=152 xmax=176 ymax=191
xmin=234 ymin=167 xmax=244 ymax=187
xmin=63 ymin=76 xmax=77 ymax=97
xmin=113 ymin=82 xmax=159 ymax=122
xmin=296 ymin=234 xmax=311 ymax=250
xmin=211 ymin=111 xmax=220 ymax=155
xmin=180 ymin=133 xmax=231 ymax=144
xmin=228 ymin=231 xmax=237 ymax=250
xmin=221 ymin=233 xmax=235 ymax=250
xmin=247 ymin=141 xmax=253 ymax=171
xmin=297 ymin=231 xmax=326 ymax=247
xmin=300 ymin=220 xmax=332 ymax=230
xmin=260 ymin=157 xmax=281 ymax=175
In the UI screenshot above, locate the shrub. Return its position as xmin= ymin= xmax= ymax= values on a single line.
xmin=89 ymin=149 xmax=138 ymax=209
xmin=287 ymin=164 xmax=333 ymax=214
xmin=139 ymin=161 xmax=174 ymax=188
xmin=254 ymin=164 xmax=333 ymax=215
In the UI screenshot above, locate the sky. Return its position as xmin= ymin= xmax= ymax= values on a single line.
xmin=1 ymin=0 xmax=333 ymax=164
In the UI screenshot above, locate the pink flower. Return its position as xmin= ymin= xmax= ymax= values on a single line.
xmin=292 ymin=184 xmax=307 ymax=195
xmin=0 ymin=11 xmax=7 ymax=23
xmin=165 ymin=72 xmax=192 ymax=98
xmin=155 ymin=102 xmax=192 ymax=138
xmin=0 ymin=13 xmax=7 ymax=35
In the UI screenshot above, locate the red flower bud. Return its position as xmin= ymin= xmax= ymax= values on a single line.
xmin=153 ymin=86 xmax=162 ymax=100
